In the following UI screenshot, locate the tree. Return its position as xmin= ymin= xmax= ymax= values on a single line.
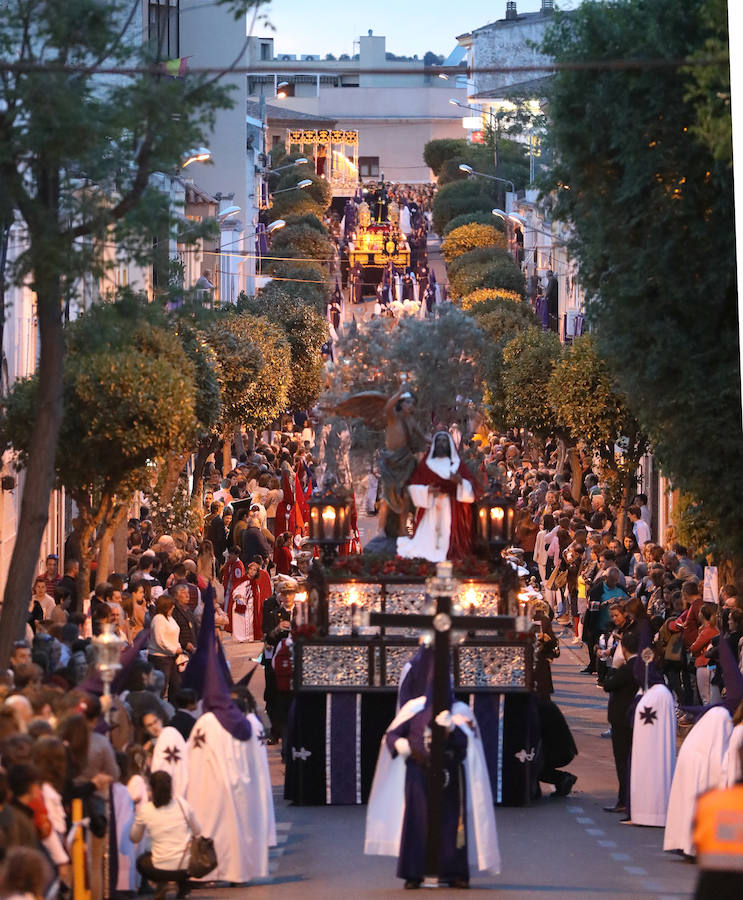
xmin=0 ymin=296 xmax=201 ymax=603
xmin=495 ymin=327 xmax=562 ymax=437
xmin=0 ymin=0 xmax=264 ymax=662
xmin=270 ymin=171 xmax=332 ymax=219
xmin=541 ymin=0 xmax=740 ymax=565
xmin=326 ymin=308 xmax=488 ymax=441
xmin=548 ymin=336 xmax=648 ymax=534
xmin=238 ymin=290 xmax=328 ymax=411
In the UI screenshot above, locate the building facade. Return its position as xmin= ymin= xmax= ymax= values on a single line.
xmin=247 ymin=33 xmax=467 ymax=184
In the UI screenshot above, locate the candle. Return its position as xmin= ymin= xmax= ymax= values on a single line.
xmin=294 ymin=591 xmax=308 ymax=626
xmin=348 ymin=587 xmax=359 ymax=635
xmin=464 ymin=587 xmax=478 ymax=617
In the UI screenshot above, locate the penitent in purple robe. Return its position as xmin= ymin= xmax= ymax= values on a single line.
xmin=386 ymin=706 xmax=469 ymax=884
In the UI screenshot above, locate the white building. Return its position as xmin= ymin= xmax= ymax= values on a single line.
xmin=0 ymin=0 xmax=259 ymax=586
xmin=247 ymin=32 xmax=467 ymax=183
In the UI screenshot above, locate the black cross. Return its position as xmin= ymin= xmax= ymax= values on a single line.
xmin=192 ymin=729 xmax=206 ymax=749
xmin=369 ymin=567 xmax=521 ymax=883
xmin=163 ymin=746 xmax=181 ymax=764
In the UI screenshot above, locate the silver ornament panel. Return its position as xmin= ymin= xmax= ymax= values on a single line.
xmin=457 ymin=645 xmax=527 ymax=688
xmin=300 ymin=644 xmax=371 ymax=687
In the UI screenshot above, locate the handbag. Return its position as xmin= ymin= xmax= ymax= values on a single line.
xmin=176 ymin=799 xmax=217 ymax=878
xmin=546 ymin=564 xmax=567 ymax=591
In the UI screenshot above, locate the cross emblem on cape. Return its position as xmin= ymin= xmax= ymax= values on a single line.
xmin=163 ymin=746 xmax=181 ymax=764
xmin=638 ymin=706 xmax=657 ymax=725
xmin=292 ymin=746 xmax=312 ymax=761
xmin=257 ymin=730 xmax=267 ymax=746
xmin=369 ymin=563 xmax=521 ymax=882
xmin=192 ymin=729 xmax=206 ymax=749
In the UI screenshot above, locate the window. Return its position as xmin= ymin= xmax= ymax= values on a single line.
xmin=260 ymin=42 xmax=271 ymax=61
xmin=359 ymin=157 xmax=380 ymax=178
xmin=272 ymin=134 xmax=283 ymax=147
xmin=148 ymin=1 xmax=179 ymax=60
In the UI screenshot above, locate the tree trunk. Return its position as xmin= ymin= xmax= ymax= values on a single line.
xmin=615 ymin=464 xmax=636 ymax=542
xmin=191 ymin=435 xmax=219 ymax=501
xmin=0 ymin=271 xmax=65 ymax=667
xmin=567 ymin=447 xmax=583 ymax=504
xmin=113 ymin=514 xmax=129 ymax=575
xmin=221 ymin=431 xmax=232 ymax=474
xmin=75 ymin=516 xmax=97 ymax=611
xmin=246 ymin=428 xmax=256 ymax=454
xmin=233 ymin=428 xmax=246 ymax=459
xmin=96 ymin=503 xmax=129 ymax=582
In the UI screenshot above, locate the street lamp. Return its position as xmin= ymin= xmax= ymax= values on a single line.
xmin=181 ymin=147 xmax=211 ymax=168
xmin=267 ymin=157 xmax=308 ymax=174
xmin=276 ymin=80 xmax=289 ymax=99
xmin=217 ymin=205 xmax=241 ymax=221
xmin=272 ymin=178 xmax=312 ymax=195
xmin=473 ymin=483 xmax=520 ymax=615
xmin=461 ymin=165 xmax=515 ymax=198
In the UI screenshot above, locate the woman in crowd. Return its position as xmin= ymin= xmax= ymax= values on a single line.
xmin=147 ymin=595 xmax=183 ymax=700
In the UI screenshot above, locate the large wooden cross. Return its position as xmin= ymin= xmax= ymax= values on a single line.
xmin=369 ymin=564 xmax=524 ymax=885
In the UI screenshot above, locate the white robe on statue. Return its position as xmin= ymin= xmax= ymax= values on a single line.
xmin=185 ymin=711 xmax=276 ymax=883
xmin=629 ymin=683 xmax=676 ymax=826
xmin=230 ymin=580 xmax=255 ymax=643
xmin=151 ymin=726 xmax=189 ymax=801
xmin=396 ymin=434 xmax=475 ymax=563
xmin=663 ymin=706 xmax=733 ymax=855
xmin=720 ymin=722 xmax=743 ymax=787
xmin=364 ymin=698 xmax=501 ymax=875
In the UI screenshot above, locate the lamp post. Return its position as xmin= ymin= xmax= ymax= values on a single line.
xmin=267 ymin=157 xmax=308 ymax=174
xmin=271 ymin=178 xmax=313 ymax=196
xmin=450 ymin=99 xmax=498 ymax=167
xmin=473 ymin=481 xmax=519 ymax=616
xmin=459 ymin=163 xmax=515 ymax=211
xmin=91 ymin=623 xmax=124 ymax=719
xmin=307 ymin=478 xmax=352 ymax=567
xmin=181 ymin=147 xmax=211 ymax=169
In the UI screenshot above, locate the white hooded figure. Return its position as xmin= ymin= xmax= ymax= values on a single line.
xmin=151 ymin=725 xmax=189 ymax=800
xmin=629 ymin=682 xmax=676 ymax=826
xmin=663 ymin=706 xmax=733 ymax=855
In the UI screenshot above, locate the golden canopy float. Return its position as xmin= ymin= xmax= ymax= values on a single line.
xmin=286 ymin=128 xmax=359 ymax=196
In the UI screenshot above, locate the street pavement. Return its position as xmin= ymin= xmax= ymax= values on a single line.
xmin=174 ymin=631 xmax=697 ymax=899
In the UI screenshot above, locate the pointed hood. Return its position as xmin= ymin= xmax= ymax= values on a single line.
xmin=183 ymin=585 xmax=251 ymax=741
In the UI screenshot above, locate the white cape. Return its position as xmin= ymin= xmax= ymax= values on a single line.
xmin=663 ymin=706 xmax=733 ymax=855
xmin=112 ymin=782 xmax=139 ymax=892
xmin=364 ymin=697 xmax=501 ymax=874
xmin=185 ymin=711 xmax=275 ymax=883
xmin=721 ymin=722 xmax=743 ymax=788
xmin=246 ymin=713 xmax=277 ymax=847
xmin=152 ymin=726 xmax=189 ymax=801
xmin=630 ymin=683 xmax=676 ymax=826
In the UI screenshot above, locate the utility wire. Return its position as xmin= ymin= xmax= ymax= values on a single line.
xmin=0 ymin=56 xmax=727 ymax=77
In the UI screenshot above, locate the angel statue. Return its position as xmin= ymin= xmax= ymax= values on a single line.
xmin=333 ymin=383 xmax=427 ymax=541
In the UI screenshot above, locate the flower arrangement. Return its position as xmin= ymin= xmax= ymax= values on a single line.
xmin=389 ymin=299 xmax=421 ymax=318
xmin=327 ymin=553 xmax=500 ymax=582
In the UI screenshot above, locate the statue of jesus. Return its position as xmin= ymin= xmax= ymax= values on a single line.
xmin=396 ymin=431 xmax=477 ymax=562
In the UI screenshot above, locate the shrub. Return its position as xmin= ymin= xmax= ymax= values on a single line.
xmin=423 ymin=138 xmax=472 ymax=176
xmin=269 ymin=224 xmax=334 ymax=264
xmin=443 ymin=212 xmax=502 ymax=236
xmin=284 ymin=213 xmax=328 ymax=234
xmin=460 ymin=288 xmax=524 ymax=311
xmin=432 ymin=179 xmax=498 ymax=235
xmin=441 ymin=224 xmax=505 ymax=263
xmin=467 ymin=298 xmax=537 ymax=345
xmin=447 ymin=249 xmax=525 ymax=299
